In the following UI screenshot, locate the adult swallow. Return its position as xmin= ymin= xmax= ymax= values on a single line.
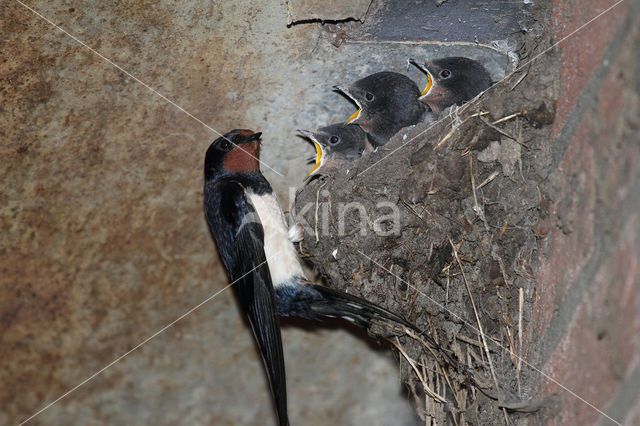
xmin=410 ymin=57 xmax=493 ymax=113
xmin=203 ymin=129 xmax=427 ymax=425
xmin=334 ymin=71 xmax=435 ymax=147
xmin=297 ymin=123 xmax=369 ymax=176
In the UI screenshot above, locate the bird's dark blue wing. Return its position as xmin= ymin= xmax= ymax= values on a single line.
xmin=204 ymin=180 xmax=288 ymax=426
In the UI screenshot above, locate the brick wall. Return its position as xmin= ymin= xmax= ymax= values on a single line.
xmin=532 ymin=1 xmax=640 ymax=424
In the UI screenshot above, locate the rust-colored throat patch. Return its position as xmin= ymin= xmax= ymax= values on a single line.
xmin=224 ymin=140 xmax=261 ymax=173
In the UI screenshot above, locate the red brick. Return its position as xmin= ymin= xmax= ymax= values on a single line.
xmin=590 ymin=218 xmax=640 ymax=375
xmin=532 ymin=55 xmax=640 ymax=354
xmin=551 ymin=0 xmax=628 ymax=139
xmin=532 ymin=113 xmax=597 ymax=337
xmin=540 ymin=215 xmax=639 ymax=425
xmin=594 ymin=63 xmax=640 ymax=225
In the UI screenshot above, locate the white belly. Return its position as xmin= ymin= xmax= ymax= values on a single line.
xmin=246 ymin=190 xmax=305 ymax=287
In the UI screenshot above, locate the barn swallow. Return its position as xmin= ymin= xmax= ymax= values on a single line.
xmin=297 ymin=123 xmax=369 ymax=176
xmin=203 ymin=129 xmax=289 ymax=425
xmin=409 ymin=57 xmax=493 ymax=112
xmin=204 ymin=129 xmax=432 ymax=425
xmin=334 ymin=71 xmax=434 ymax=147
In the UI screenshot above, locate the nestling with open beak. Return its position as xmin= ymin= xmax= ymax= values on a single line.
xmin=334 ymin=71 xmax=435 ymax=147
xmin=410 ymin=57 xmax=493 ymax=113
xmin=203 ymin=129 xmax=438 ymax=425
xmin=297 ymin=123 xmax=369 ymax=177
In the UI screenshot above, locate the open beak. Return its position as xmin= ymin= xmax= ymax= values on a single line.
xmin=345 ymin=108 xmax=361 ymax=124
xmin=420 ymin=70 xmax=433 ymax=97
xmin=297 ymin=129 xmax=325 ymax=176
xmin=334 ymin=85 xmax=362 ymax=125
xmin=409 ymin=59 xmax=434 ymax=99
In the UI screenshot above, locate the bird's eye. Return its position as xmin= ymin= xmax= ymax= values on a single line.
xmin=220 ymin=140 xmax=231 ymax=150
xmin=365 ymin=92 xmax=374 ymax=101
xmin=440 ymin=69 xmax=451 ymax=79
xmin=329 ymin=136 xmax=340 ymax=145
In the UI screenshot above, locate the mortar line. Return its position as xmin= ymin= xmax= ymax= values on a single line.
xmin=14 ymin=0 xmax=283 ymax=178
xmin=355 ymin=0 xmax=627 ymax=178
xmin=357 ymin=249 xmax=622 ymax=426
xmin=18 ymin=252 xmax=281 ymax=425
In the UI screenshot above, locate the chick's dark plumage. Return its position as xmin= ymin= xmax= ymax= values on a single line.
xmin=412 ymin=57 xmax=493 ymax=112
xmin=335 ymin=71 xmax=433 ymax=147
xmin=298 ymin=123 xmax=368 ymax=176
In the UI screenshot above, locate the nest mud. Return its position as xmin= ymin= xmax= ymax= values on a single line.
xmin=293 ymin=17 xmax=560 ymax=424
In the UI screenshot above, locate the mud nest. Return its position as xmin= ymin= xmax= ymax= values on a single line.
xmin=293 ymin=26 xmax=559 ymax=425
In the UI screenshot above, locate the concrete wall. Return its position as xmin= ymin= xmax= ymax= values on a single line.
xmin=1 ymin=1 xmax=420 ymax=425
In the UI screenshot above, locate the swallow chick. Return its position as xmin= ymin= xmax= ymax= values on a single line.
xmin=204 ymin=129 xmax=430 ymax=425
xmin=334 ymin=71 xmax=434 ymax=147
xmin=410 ymin=57 xmax=493 ymax=113
xmin=297 ymin=123 xmax=369 ymax=177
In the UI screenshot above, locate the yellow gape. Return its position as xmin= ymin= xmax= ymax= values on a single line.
xmin=421 ymin=71 xmax=433 ymax=96
xmin=308 ymin=142 xmax=323 ymax=175
xmin=345 ymin=108 xmax=361 ymax=124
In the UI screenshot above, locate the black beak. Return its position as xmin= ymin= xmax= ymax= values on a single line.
xmin=296 ymin=129 xmax=315 ymax=140
xmin=408 ymin=58 xmax=424 ymax=71
xmin=248 ymin=131 xmax=262 ymax=141
xmin=333 ymin=85 xmax=351 ymax=96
